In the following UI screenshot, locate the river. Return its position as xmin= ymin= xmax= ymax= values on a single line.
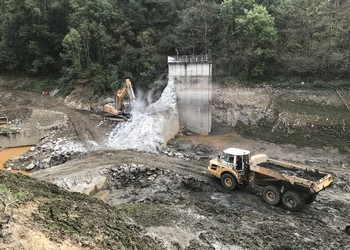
xmin=0 ymin=146 xmax=32 ymax=175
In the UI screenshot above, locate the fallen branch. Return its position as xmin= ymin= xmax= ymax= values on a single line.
xmin=4 ymin=200 xmax=18 ymax=212
xmin=336 ymin=89 xmax=350 ymax=112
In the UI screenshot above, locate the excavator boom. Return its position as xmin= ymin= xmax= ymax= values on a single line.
xmin=104 ymin=79 xmax=136 ymax=119
xmin=116 ymin=79 xmax=135 ymax=110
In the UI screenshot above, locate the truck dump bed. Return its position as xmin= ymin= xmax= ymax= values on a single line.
xmin=250 ymin=158 xmax=333 ymax=194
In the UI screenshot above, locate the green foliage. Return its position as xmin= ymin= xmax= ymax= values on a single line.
xmin=0 ymin=184 xmax=27 ymax=201
xmin=68 ymin=0 xmax=117 ymax=69
xmin=220 ymin=0 xmax=255 ymax=37
xmin=219 ymin=0 xmax=277 ymax=78
xmin=235 ymin=5 xmax=276 ymax=44
xmin=26 ymin=79 xmax=60 ymax=93
xmin=15 ymin=191 xmax=27 ymax=201
xmin=58 ymin=67 xmax=80 ymax=95
xmin=61 ymin=28 xmax=82 ymax=71
xmin=273 ymin=0 xmax=348 ymax=79
xmin=0 ymin=0 xmax=350 ymax=86
xmin=90 ymin=63 xmax=118 ymax=94
xmin=0 ymin=184 xmax=10 ymax=193
xmin=117 ymin=45 xmax=160 ymax=85
xmin=174 ymin=1 xmax=220 ymax=54
xmin=0 ymin=126 xmax=12 ymax=134
xmin=0 ymin=0 xmax=70 ymax=74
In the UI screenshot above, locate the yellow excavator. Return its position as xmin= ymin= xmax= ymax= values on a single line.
xmin=103 ymin=79 xmax=136 ymax=120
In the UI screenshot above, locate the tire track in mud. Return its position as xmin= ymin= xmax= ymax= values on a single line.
xmin=33 ymin=149 xmax=350 ymax=250
xmin=33 ymin=150 xmax=220 ymax=187
xmin=10 ymin=91 xmax=104 ymax=143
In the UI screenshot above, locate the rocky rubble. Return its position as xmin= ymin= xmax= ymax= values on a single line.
xmin=166 ymin=139 xmax=213 ymax=163
xmin=0 ymin=193 xmax=13 ymax=244
xmin=108 ymin=164 xmax=211 ymax=205
xmin=211 ymin=85 xmax=272 ymax=131
xmin=5 ymin=138 xmax=88 ymax=170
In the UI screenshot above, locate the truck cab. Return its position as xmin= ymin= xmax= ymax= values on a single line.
xmin=208 ymin=148 xmax=251 ymax=190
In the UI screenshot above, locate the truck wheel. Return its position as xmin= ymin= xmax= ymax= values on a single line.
xmin=221 ymin=174 xmax=237 ymax=191
xmin=262 ymin=185 xmax=281 ymax=206
xmin=305 ymin=194 xmax=317 ymax=205
xmin=345 ymin=225 xmax=350 ymax=235
xmin=282 ymin=190 xmax=305 ymax=212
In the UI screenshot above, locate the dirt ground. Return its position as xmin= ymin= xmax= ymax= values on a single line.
xmin=0 ymin=82 xmax=350 ymax=249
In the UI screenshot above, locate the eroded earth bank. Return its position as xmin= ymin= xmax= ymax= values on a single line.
xmin=0 ymin=80 xmax=349 ymax=250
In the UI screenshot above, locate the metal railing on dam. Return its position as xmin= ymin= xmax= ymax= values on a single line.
xmin=168 ymin=54 xmax=212 ymax=63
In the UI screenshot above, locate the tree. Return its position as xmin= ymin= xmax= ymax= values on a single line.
xmin=67 ymin=0 xmax=117 ymax=69
xmin=174 ymin=1 xmax=220 ymax=55
xmin=0 ymin=0 xmax=70 ymax=74
xmin=235 ymin=5 xmax=277 ymax=77
xmin=61 ymin=28 xmax=82 ymax=71
xmin=274 ymin=0 xmax=348 ymax=79
xmin=219 ymin=0 xmax=277 ymax=77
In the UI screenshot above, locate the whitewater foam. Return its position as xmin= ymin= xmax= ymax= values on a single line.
xmin=106 ymin=77 xmax=179 ymax=152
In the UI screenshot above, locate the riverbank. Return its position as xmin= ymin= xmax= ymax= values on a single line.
xmin=0 ymin=146 xmax=32 ymax=174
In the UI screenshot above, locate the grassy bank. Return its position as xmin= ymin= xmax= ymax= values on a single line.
xmin=236 ymin=92 xmax=350 ymax=153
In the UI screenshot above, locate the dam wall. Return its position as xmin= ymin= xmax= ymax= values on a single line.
xmin=168 ymin=55 xmax=212 ymax=135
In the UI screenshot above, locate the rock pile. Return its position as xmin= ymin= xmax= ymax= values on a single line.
xmin=5 ymin=138 xmax=87 ymax=170
xmin=110 ymin=164 xmax=178 ymax=189
xmin=0 ymin=193 xmax=13 ymax=243
xmin=166 ymin=140 xmax=213 ymax=162
xmin=108 ymin=164 xmax=210 ymax=204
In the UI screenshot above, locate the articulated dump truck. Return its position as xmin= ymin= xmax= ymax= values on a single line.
xmin=208 ymin=148 xmax=333 ymax=212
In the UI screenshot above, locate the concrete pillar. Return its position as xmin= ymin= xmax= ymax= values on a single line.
xmin=168 ymin=55 xmax=212 ymax=135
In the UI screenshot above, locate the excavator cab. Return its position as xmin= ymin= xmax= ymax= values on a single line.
xmin=103 ymin=79 xmax=136 ymax=120
xmin=122 ymin=99 xmax=132 ymax=114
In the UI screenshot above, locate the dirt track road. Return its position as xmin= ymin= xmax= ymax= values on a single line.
xmin=33 ymin=150 xmax=209 ymax=180
xmin=3 ymin=90 xmax=105 ymax=143
xmin=1 ymin=85 xmax=350 ymax=249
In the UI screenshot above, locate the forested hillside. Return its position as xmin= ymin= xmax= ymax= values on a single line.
xmin=0 ymin=0 xmax=349 ymax=91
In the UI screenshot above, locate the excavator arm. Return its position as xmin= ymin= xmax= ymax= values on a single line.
xmin=104 ymin=79 xmax=135 ymax=118
xmin=115 ymin=79 xmax=135 ymax=110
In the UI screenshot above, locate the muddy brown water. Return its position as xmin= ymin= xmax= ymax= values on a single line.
xmin=0 ymin=146 xmax=31 ymax=175
xmin=0 ymin=131 xmax=42 ymax=148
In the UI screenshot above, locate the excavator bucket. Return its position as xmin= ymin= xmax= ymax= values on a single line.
xmin=0 ymin=117 xmax=8 ymax=125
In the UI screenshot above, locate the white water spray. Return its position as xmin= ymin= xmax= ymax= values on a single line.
xmin=106 ymin=77 xmax=179 ymax=152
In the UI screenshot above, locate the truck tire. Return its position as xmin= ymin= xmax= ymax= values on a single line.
xmin=262 ymin=185 xmax=281 ymax=206
xmin=221 ymin=174 xmax=238 ymax=191
xmin=305 ymin=193 xmax=317 ymax=205
xmin=282 ymin=190 xmax=305 ymax=212
xmin=345 ymin=225 xmax=350 ymax=235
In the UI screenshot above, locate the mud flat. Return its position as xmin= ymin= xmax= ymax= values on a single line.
xmin=0 ymin=130 xmax=42 ymax=148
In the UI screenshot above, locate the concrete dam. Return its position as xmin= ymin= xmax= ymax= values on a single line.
xmin=168 ymin=54 xmax=212 ymax=135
